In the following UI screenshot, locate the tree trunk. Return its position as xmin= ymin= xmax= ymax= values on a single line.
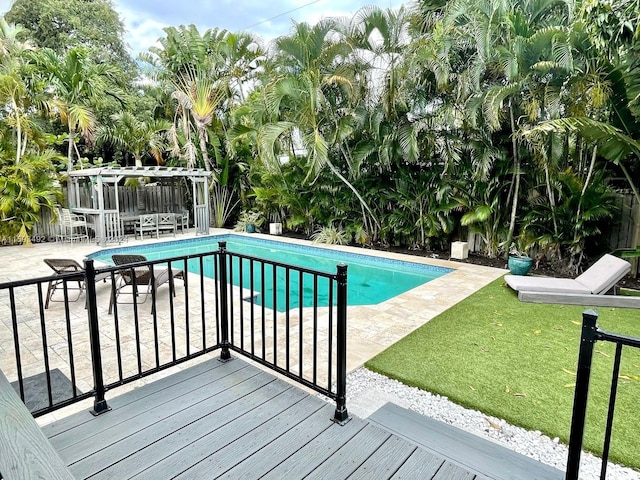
xmin=544 ymin=137 xmax=558 ymax=239
xmin=505 ymin=103 xmax=520 ymax=256
xmin=198 ymin=127 xmax=211 ymax=171
xmin=13 ymin=99 xmax=21 ymax=164
xmin=67 ymin=126 xmax=75 ymax=173
xmin=67 ymin=125 xmax=76 ymax=206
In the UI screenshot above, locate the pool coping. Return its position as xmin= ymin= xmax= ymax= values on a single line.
xmin=88 ymin=232 xmax=454 ymax=274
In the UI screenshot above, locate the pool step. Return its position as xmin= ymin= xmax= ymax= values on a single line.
xmin=368 ymin=402 xmax=563 ymax=480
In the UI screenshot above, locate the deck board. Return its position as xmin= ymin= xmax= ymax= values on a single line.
xmin=59 ymin=363 xmax=258 ymax=464
xmin=174 ymin=395 xmax=326 ymax=478
xmin=304 ymin=423 xmax=391 ymax=479
xmin=89 ymin=376 xmax=293 ymax=479
xmin=215 ymin=403 xmax=336 ymax=480
xmin=390 ymin=448 xmax=446 ymax=479
xmin=259 ymin=416 xmax=368 ymax=479
xmin=44 ymin=356 xmax=564 ymax=480
xmin=72 ymin=371 xmax=275 ymax=478
xmin=42 ymin=356 xmax=230 ymax=439
xmin=129 ymin=382 xmax=306 ymax=479
xmin=433 ymin=462 xmax=477 ymax=479
xmin=369 ymin=402 xmax=563 ymax=480
xmin=346 ymin=435 xmax=417 ymax=480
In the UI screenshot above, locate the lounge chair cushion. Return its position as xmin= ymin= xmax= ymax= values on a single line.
xmin=504 ymin=276 xmax=591 ymax=294
xmin=505 ymin=253 xmax=630 ymax=295
xmin=574 ymin=254 xmax=630 ymax=294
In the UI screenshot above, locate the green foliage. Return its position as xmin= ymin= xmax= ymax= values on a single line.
xmin=96 ymin=111 xmax=169 ymax=167
xmin=0 ymin=0 xmax=638 ymax=269
xmin=520 ymin=169 xmax=618 ymax=265
xmin=311 ymin=225 xmax=350 ymax=245
xmin=6 ymin=0 xmax=134 ymax=72
xmin=366 ymin=278 xmax=640 ymax=469
xmin=31 ymin=46 xmax=124 ymax=175
xmin=0 ymin=150 xmax=61 ymax=240
xmin=211 ymin=183 xmax=239 ymax=228
xmin=233 ymin=210 xmax=264 ymax=232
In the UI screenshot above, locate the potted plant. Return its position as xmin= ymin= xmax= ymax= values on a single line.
xmin=508 ymin=243 xmax=533 ymax=275
xmin=233 ymin=210 xmax=264 ymax=233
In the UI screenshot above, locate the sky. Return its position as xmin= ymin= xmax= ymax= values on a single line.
xmin=0 ymin=0 xmax=408 ymax=56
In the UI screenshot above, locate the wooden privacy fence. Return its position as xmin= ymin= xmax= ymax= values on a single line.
xmin=609 ymin=192 xmax=639 ymax=251
xmin=77 ymin=183 xmax=188 ymax=215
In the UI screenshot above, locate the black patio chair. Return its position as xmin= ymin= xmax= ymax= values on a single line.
xmin=43 ymin=259 xmax=110 ymax=309
xmin=109 ymin=254 xmax=185 ymax=314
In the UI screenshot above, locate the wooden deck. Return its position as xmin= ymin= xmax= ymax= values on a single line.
xmin=42 ymin=356 xmax=563 ymax=480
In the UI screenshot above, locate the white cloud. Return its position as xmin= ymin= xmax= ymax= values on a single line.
xmin=118 ymin=7 xmax=168 ymax=56
xmin=1 ymin=0 xmax=408 ymax=56
xmin=118 ymin=1 xmax=409 ymax=55
xmin=0 ymin=1 xmax=11 ymax=14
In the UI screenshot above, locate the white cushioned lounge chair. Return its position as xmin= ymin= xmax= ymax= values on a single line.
xmin=505 ymin=254 xmax=636 ymax=307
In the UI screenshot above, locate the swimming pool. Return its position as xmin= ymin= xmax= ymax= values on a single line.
xmin=89 ymin=234 xmax=453 ymax=310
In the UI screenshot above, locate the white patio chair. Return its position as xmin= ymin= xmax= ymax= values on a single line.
xmin=175 ymin=209 xmax=189 ymax=233
xmin=134 ymin=214 xmax=159 ymax=240
xmin=60 ymin=208 xmax=89 ymax=243
xmin=157 ymin=213 xmax=177 ymax=237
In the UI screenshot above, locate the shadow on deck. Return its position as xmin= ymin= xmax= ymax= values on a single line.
xmin=43 ymin=356 xmax=562 ymax=480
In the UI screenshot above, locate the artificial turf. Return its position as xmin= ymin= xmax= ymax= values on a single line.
xmin=365 ymin=278 xmax=640 ymax=469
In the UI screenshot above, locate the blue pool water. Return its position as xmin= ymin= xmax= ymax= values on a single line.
xmin=89 ymin=234 xmax=452 ymax=310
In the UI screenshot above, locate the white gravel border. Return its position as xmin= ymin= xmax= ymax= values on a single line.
xmin=347 ymin=368 xmax=640 ymax=480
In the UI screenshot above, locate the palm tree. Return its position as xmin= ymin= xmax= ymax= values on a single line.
xmin=0 ymin=18 xmax=40 ymax=165
xmin=216 ymin=31 xmax=265 ymax=105
xmin=32 ymin=47 xmax=121 ymax=204
xmin=418 ymin=0 xmax=579 ymax=255
xmin=170 ymin=66 xmax=226 ymax=171
xmin=0 ymin=149 xmax=62 ymax=240
xmin=236 ymin=19 xmax=379 ymax=232
xmin=97 ymin=111 xmax=169 ymax=167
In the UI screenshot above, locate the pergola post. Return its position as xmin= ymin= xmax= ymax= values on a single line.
xmin=203 ymin=176 xmax=210 ymax=233
xmin=96 ymin=175 xmax=105 ymax=246
xmin=191 ymin=177 xmax=210 ymax=235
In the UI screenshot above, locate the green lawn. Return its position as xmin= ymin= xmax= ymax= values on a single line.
xmin=365 ymin=278 xmax=640 ymax=469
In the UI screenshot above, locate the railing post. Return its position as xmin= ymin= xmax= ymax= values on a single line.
xmin=84 ymin=259 xmax=111 ymax=416
xmin=333 ymin=264 xmax=349 ymax=424
xmin=218 ymin=242 xmax=231 ymax=361
xmin=565 ymin=309 xmax=599 ymax=480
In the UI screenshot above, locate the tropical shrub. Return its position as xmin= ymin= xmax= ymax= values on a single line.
xmin=311 ymin=225 xmax=350 ymax=245
xmin=0 ymin=150 xmax=61 ymax=242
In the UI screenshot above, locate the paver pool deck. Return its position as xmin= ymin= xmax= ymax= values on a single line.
xmin=0 ymin=229 xmax=507 ymax=423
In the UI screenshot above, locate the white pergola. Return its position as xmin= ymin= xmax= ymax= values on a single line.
xmin=68 ymin=166 xmax=212 ymax=246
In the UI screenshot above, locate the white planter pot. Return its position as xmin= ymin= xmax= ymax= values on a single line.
xmin=269 ymin=223 xmax=282 ymax=235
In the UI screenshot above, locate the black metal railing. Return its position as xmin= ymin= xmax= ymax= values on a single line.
xmin=0 ymin=241 xmax=349 ymax=423
xmin=219 ymin=242 xmax=349 ymax=423
xmin=566 ymin=310 xmax=640 ymax=480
